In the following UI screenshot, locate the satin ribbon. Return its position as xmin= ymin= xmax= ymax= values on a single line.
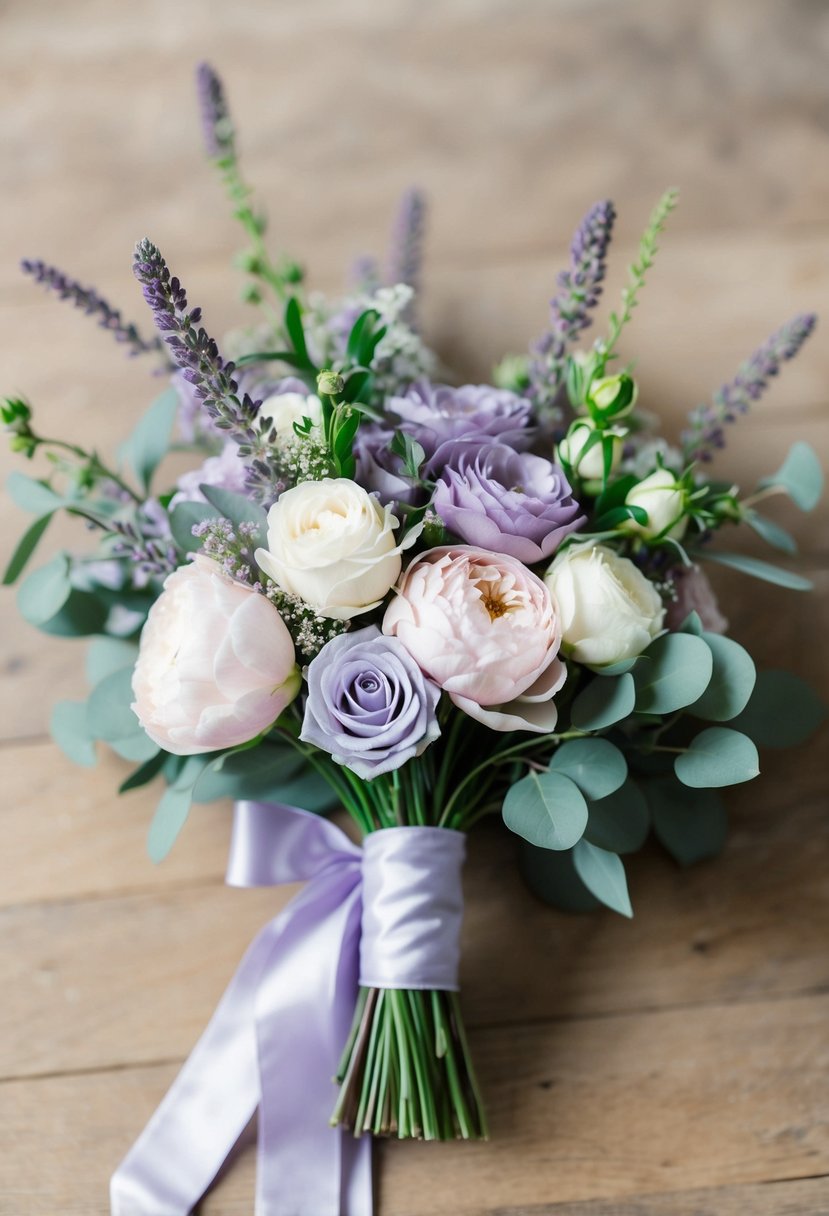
xmin=110 ymin=802 xmax=465 ymax=1216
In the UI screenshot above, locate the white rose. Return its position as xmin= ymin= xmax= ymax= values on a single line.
xmin=258 ymin=392 xmax=323 ymax=442
xmin=545 ymin=543 xmax=664 ymax=667
xmin=556 ymin=420 xmax=625 ymax=483
xmin=256 ymin=478 xmax=411 ymax=620
xmin=622 ymin=468 xmax=688 ymax=540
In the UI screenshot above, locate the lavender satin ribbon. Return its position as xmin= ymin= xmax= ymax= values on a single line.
xmin=110 ymin=802 xmax=465 ymax=1216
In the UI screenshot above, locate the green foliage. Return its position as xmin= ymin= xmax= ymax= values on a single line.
xmin=192 ymin=744 xmax=335 ymax=812
xmin=50 ymin=700 xmax=97 ymax=768
xmin=87 ymin=665 xmax=157 ymax=762
xmin=632 ymin=632 xmax=713 ymax=714
xmin=169 ymin=499 xmax=217 ymax=552
xmin=759 ymin=441 xmax=824 ymax=512
xmin=519 ymin=843 xmax=601 ymax=913
xmin=572 ymin=839 xmax=632 ymax=917
xmin=584 ymin=779 xmax=650 ymax=854
xmin=85 ymin=637 xmax=139 ymax=686
xmin=703 ymin=551 xmax=813 ymax=591
xmin=689 ymin=633 xmax=756 ymax=722
xmin=17 ymin=552 xmax=71 ymax=625
xmin=7 ymin=471 xmax=65 ymax=515
xmin=570 ymin=672 xmax=636 ymax=731
xmin=119 ymin=750 xmax=167 ymax=794
xmin=346 ymin=309 xmax=388 ymax=368
xmin=646 ymin=777 xmax=728 ymax=866
xmin=390 ymin=431 xmax=426 ymax=481
xmin=730 ymin=670 xmax=826 ymax=748
xmin=36 ymin=589 xmax=109 ymax=637
xmin=199 ymin=484 xmax=268 ymax=546
xmin=674 ymin=727 xmax=760 ymax=788
xmin=502 ymin=770 xmax=588 ymax=851
xmin=283 ymin=297 xmax=315 ymax=372
xmin=118 ymin=387 xmax=178 ymax=492
xmin=548 ymin=737 xmax=627 ymax=801
xmin=3 ymin=513 xmax=53 ymax=585
xmin=743 ymin=511 xmax=797 ymax=555
xmin=147 ymin=784 xmax=194 ymax=863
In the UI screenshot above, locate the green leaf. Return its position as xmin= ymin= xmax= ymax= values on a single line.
xmin=346 ymin=309 xmax=387 ymax=367
xmin=169 ymin=500 xmax=217 ymax=552
xmin=549 ymin=737 xmax=627 ymax=800
xmin=689 ymin=633 xmax=756 ymax=722
xmin=147 ymin=785 xmax=193 ymax=863
xmin=592 ymin=503 xmax=648 ymax=531
xmin=3 ymin=513 xmax=53 ymax=585
xmin=119 ymin=387 xmax=178 ymax=492
xmin=584 ymin=779 xmax=650 ymax=854
xmin=109 ymin=733 xmax=159 ymax=763
xmin=730 ymin=669 xmax=827 ymax=748
xmin=594 ymin=656 xmax=638 ymax=677
xmin=199 ymin=485 xmax=267 ymax=546
xmin=284 ymin=296 xmax=312 ymax=367
xmin=17 ymin=553 xmax=71 ymax=626
xmin=119 ymin=749 xmax=167 ymax=794
xmin=87 ymin=666 xmax=141 ymax=743
xmin=679 ymin=611 xmax=703 ymax=636
xmin=674 ymin=727 xmax=760 ymax=788
xmin=743 ymin=511 xmax=797 ymax=555
xmin=593 ymin=474 xmax=638 ymax=519
xmin=572 ymin=839 xmax=632 ymax=917
xmin=502 ymin=771 xmax=588 ymax=851
xmin=518 ymin=842 xmax=601 ymax=913
xmin=7 ymin=471 xmax=64 ymax=515
xmin=645 ymin=777 xmax=728 ymax=866
xmin=85 ymin=637 xmax=139 ymax=687
xmin=633 ymin=632 xmax=713 ymax=714
xmin=703 ymin=551 xmax=813 ymax=591
xmin=193 ymin=745 xmax=305 ymax=803
xmin=36 ymin=589 xmax=109 ymax=637
xmin=759 ymin=441 xmax=824 ymax=512
xmin=50 ymin=700 xmax=97 ymax=768
xmin=570 ymin=672 xmax=636 ymax=731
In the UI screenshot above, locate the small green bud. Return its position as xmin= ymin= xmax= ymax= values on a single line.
xmin=317 ymin=370 xmax=344 ymax=397
xmin=493 ymin=354 xmax=530 ymax=392
xmin=241 ymin=283 xmax=262 ymax=305
xmin=279 ymin=259 xmax=305 ymax=285
xmin=585 ymin=373 xmax=637 ymax=420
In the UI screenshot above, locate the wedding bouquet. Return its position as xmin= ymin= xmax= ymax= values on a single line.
xmin=5 ymin=63 xmax=825 ymax=1215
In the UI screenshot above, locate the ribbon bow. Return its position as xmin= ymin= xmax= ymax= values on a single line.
xmin=111 ymin=802 xmax=465 ymax=1216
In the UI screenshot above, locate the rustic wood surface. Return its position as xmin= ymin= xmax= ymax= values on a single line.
xmin=1 ymin=1 xmax=828 ymax=1213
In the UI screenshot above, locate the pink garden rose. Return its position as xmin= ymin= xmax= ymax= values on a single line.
xmin=132 ymin=557 xmax=300 ymax=754
xmin=383 ymin=545 xmax=565 ymax=733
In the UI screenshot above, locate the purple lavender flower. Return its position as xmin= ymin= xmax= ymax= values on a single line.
xmin=169 ymin=441 xmax=251 ymax=508
xmin=528 ymin=199 xmax=616 ymax=408
xmin=389 ymin=380 xmax=533 ymax=476
xmin=682 ymin=314 xmax=817 ymax=462
xmin=432 ymin=443 xmax=585 ymax=564
xmin=386 ymin=188 xmax=426 ymax=327
xmin=301 ymin=626 xmax=441 ymax=779
xmin=21 ymin=259 xmax=163 ymax=359
xmin=195 ymin=62 xmax=234 ymax=159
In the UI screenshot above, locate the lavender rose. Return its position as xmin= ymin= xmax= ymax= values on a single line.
xmin=432 ymin=443 xmax=585 ymax=564
xmin=301 ymin=626 xmax=441 ymax=778
xmin=389 ymin=380 xmax=533 ymax=476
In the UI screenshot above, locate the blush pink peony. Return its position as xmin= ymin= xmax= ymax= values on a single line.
xmin=383 ymin=545 xmax=566 ymax=733
xmin=132 ymin=557 xmax=300 ymax=755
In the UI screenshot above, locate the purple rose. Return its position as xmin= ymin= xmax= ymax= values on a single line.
xmin=432 ymin=443 xmax=585 ymax=564
xmin=389 ymin=380 xmax=533 ymax=476
xmin=301 ymin=626 xmax=441 ymax=779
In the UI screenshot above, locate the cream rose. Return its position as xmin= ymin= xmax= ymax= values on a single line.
xmin=545 ymin=543 xmax=664 ymax=667
xmin=132 ymin=557 xmax=300 ymax=755
xmin=257 ymin=391 xmax=323 ymax=442
xmin=622 ymin=468 xmax=688 ymax=540
xmin=256 ymin=478 xmax=411 ymax=619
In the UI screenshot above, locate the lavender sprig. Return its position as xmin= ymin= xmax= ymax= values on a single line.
xmin=683 ymin=313 xmax=817 ymax=462
xmin=528 ymin=199 xmax=616 ymax=411
xmin=387 ymin=188 xmax=426 ymax=321
xmin=195 ymin=60 xmax=235 ymax=159
xmin=21 ymin=259 xmax=164 ymax=360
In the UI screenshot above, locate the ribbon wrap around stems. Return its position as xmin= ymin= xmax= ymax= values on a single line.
xmin=110 ymin=801 xmax=466 ymax=1216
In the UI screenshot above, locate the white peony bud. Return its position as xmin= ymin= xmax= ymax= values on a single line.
xmin=622 ymin=468 xmax=688 ymax=540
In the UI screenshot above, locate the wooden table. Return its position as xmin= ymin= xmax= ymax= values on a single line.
xmin=1 ymin=2 xmax=827 ymax=1212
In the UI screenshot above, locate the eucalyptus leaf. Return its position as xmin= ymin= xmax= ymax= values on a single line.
xmin=169 ymin=500 xmax=217 ymax=552
xmin=646 ymin=777 xmax=728 ymax=866
xmin=108 ymin=732 xmax=160 ymax=764
xmin=17 ymin=553 xmax=71 ymax=626
xmin=199 ymin=485 xmax=267 ymax=545
xmin=594 ymin=656 xmax=638 ymax=677
xmin=743 ymin=511 xmax=797 ymax=555
xmin=87 ymin=666 xmax=141 ymax=743
xmin=7 ymin=471 xmax=65 ymax=515
xmin=3 ymin=513 xmax=53 ymax=585
xmin=571 ymin=672 xmax=636 ymax=731
xmin=502 ymin=771 xmax=589 ymax=851
xmin=549 ymin=738 xmax=627 ymax=800
xmin=584 ymin=779 xmax=650 ymax=854
xmin=119 ymin=750 xmax=167 ymax=794
xmin=703 ymin=551 xmax=813 ymax=591
xmin=759 ymin=441 xmax=824 ymax=512
xmin=193 ymin=745 xmax=308 ymax=804
xmin=572 ymin=839 xmax=632 ymax=917
xmin=689 ymin=633 xmax=756 ymax=722
xmin=147 ymin=785 xmax=193 ymax=863
xmin=679 ymin=611 xmax=703 ymax=636
xmin=633 ymin=632 xmax=713 ymax=714
xmin=730 ymin=669 xmax=826 ymax=748
xmin=519 ymin=842 xmax=601 ymax=913
xmin=674 ymin=727 xmax=760 ymax=788
xmin=119 ymin=387 xmax=178 ymax=492
xmin=37 ymin=589 xmax=109 ymax=637
xmin=85 ymin=637 xmax=139 ymax=687
xmin=50 ymin=700 xmax=97 ymax=768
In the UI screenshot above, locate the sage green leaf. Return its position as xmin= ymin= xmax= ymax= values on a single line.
xmin=519 ymin=842 xmax=601 ymax=913
xmin=502 ymin=771 xmax=588 ymax=851
xmin=3 ymin=513 xmax=53 ymax=585
xmin=549 ymin=738 xmax=627 ymax=800
xmin=703 ymin=552 xmax=812 ymax=591
xmin=7 ymin=471 xmax=64 ymax=515
xmin=37 ymin=589 xmax=108 ymax=637
xmin=633 ymin=632 xmax=713 ymax=714
xmin=147 ymin=785 xmax=193 ymax=863
xmin=743 ymin=511 xmax=797 ymax=555
xmin=674 ymin=727 xmax=760 ymax=788
xmin=50 ymin=700 xmax=97 ymax=768
xmin=730 ymin=669 xmax=826 ymax=748
xmin=119 ymin=387 xmax=178 ymax=492
xmin=192 ymin=745 xmax=306 ymax=803
xmin=109 ymin=733 xmax=160 ymax=764
xmin=572 ymin=839 xmax=632 ymax=918
xmin=571 ymin=673 xmax=636 ymax=731
xmin=17 ymin=553 xmax=72 ymax=625
xmin=595 ymin=656 xmax=638 ymax=676
xmin=646 ymin=777 xmax=728 ymax=866
xmin=169 ymin=500 xmax=216 ymax=552
xmin=678 ymin=611 xmax=703 ymax=636
xmin=759 ymin=441 xmax=824 ymax=512
xmin=689 ymin=633 xmax=756 ymax=722
xmin=585 ymin=779 xmax=650 ymax=854
xmin=87 ymin=666 xmax=140 ymax=743
xmin=199 ymin=485 xmax=267 ymax=546
xmin=119 ymin=750 xmax=167 ymax=793
xmin=85 ymin=637 xmax=139 ymax=687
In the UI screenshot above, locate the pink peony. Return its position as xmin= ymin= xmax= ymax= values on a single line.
xmin=383 ymin=546 xmax=566 ymax=733
xmin=132 ymin=557 xmax=300 ymax=755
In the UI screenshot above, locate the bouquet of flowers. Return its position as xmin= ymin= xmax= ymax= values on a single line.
xmin=5 ymin=63 xmax=825 ymax=1215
